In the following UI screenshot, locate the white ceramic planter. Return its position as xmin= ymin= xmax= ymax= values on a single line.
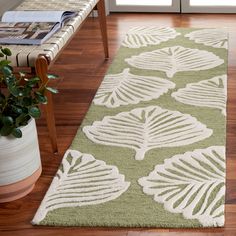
xmin=0 ymin=118 xmax=42 ymax=202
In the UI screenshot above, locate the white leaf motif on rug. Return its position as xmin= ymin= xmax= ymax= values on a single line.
xmin=185 ymin=29 xmax=228 ymax=49
xmin=83 ymin=106 xmax=213 ymax=161
xmin=125 ymin=46 xmax=224 ymax=78
xmin=32 ymin=150 xmax=130 ymax=224
xmin=94 ymin=68 xmax=176 ymax=108
xmin=122 ymin=26 xmax=181 ymax=48
xmin=138 ymin=146 xmax=226 ymax=227
xmin=172 ymin=75 xmax=227 ymax=116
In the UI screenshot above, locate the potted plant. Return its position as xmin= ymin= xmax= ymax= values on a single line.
xmin=0 ymin=47 xmax=58 ymax=202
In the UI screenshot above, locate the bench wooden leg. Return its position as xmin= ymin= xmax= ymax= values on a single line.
xmin=35 ymin=56 xmax=58 ymax=153
xmin=97 ymin=0 xmax=109 ymax=59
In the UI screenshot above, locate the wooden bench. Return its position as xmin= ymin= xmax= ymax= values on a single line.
xmin=1 ymin=0 xmax=108 ymax=153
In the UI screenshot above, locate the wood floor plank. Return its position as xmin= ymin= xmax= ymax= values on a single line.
xmin=0 ymin=13 xmax=235 ymax=235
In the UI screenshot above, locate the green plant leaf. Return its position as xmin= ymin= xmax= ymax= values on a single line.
xmin=0 ymin=52 xmax=4 ymax=57
xmin=46 ymin=87 xmax=58 ymax=94
xmin=8 ymin=84 xmax=20 ymax=97
xmin=22 ymin=86 xmax=31 ymax=96
xmin=2 ymin=116 xmax=14 ymax=126
xmin=47 ymin=74 xmax=58 ymax=79
xmin=1 ymin=48 xmax=12 ymax=56
xmin=0 ymin=60 xmax=11 ymax=67
xmin=12 ymin=128 xmax=22 ymax=138
xmin=15 ymin=114 xmax=28 ymax=126
xmin=35 ymin=92 xmax=47 ymax=103
xmin=27 ymin=77 xmax=40 ymax=87
xmin=5 ymin=76 xmax=15 ymax=85
xmin=23 ymin=97 xmax=33 ymax=106
xmin=2 ymin=65 xmax=12 ymax=76
xmin=0 ymin=93 xmax=5 ymax=102
xmin=12 ymin=106 xmax=23 ymax=114
xmin=29 ymin=106 xmax=41 ymax=118
xmin=0 ymin=125 xmax=13 ymax=136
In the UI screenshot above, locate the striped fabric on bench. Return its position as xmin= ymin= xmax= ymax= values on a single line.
xmin=2 ymin=0 xmax=99 ymax=67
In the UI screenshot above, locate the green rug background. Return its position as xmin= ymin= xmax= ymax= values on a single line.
xmin=39 ymin=28 xmax=227 ymax=227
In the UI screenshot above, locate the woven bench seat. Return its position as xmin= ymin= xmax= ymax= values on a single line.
xmin=3 ymin=0 xmax=100 ymax=67
xmin=0 ymin=0 xmax=108 ymax=153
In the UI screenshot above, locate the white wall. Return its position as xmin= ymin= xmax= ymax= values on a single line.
xmin=0 ymin=0 xmax=23 ymax=17
xmin=105 ymin=0 xmax=110 ymax=15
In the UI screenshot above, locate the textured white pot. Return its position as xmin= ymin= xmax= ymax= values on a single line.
xmin=0 ymin=118 xmax=42 ymax=202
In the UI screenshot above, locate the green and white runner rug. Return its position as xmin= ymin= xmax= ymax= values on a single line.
xmin=33 ymin=27 xmax=227 ymax=228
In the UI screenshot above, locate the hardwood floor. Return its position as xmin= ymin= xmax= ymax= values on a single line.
xmin=0 ymin=13 xmax=236 ymax=236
